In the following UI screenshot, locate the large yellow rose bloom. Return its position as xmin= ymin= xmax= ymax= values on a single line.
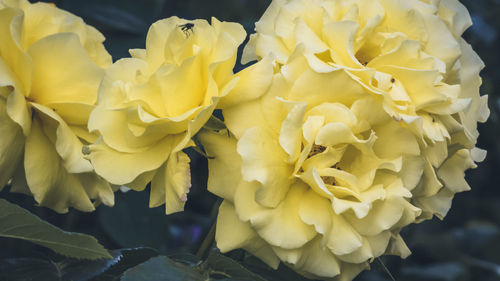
xmin=86 ymin=16 xmax=272 ymax=214
xmin=201 ymin=0 xmax=489 ymax=279
xmin=201 ymin=53 xmax=424 ymax=280
xmin=0 ymin=0 xmax=113 ymax=213
xmin=243 ymin=0 xmax=489 ymax=225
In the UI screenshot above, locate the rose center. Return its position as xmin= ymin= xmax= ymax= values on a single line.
xmin=307 ymin=144 xmax=326 ymax=158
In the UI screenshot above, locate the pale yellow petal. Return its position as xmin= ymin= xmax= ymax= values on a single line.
xmin=377 ymin=0 xmax=428 ymax=42
xmin=274 ymin=237 xmax=341 ymax=278
xmin=422 ymin=14 xmax=460 ymax=68
xmin=400 ymin=156 xmax=425 ymax=191
xmin=78 ymin=172 xmax=115 ymax=207
xmin=0 ymin=97 xmax=24 ymax=189
xmin=294 ymin=18 xmax=329 ymax=55
xmin=237 ymin=126 xmax=293 ymax=207
xmin=346 ymin=197 xmax=405 ymax=236
xmin=24 ymin=117 xmax=94 ymax=213
xmin=327 ymin=213 xmax=363 ymax=256
xmin=254 ymin=182 xmax=317 ymax=248
xmin=437 ymin=149 xmax=475 ymax=193
xmin=287 ymin=67 xmax=366 ymax=108
xmin=89 ymin=104 xmax=171 ymax=153
xmin=27 ymin=32 xmax=103 ymax=105
xmin=301 ymin=115 xmax=325 ymax=144
xmin=373 ymin=122 xmax=420 ymax=158
xmin=32 ymin=103 xmax=93 ymax=174
xmin=299 ymin=167 xmax=333 ymax=199
xmin=142 ymin=17 xmax=179 ymax=72
xmin=253 ymin=33 xmax=291 ymax=64
xmin=243 ymin=237 xmax=281 ymax=269
xmin=241 ymin=34 xmax=258 ymax=64
xmin=233 ymin=180 xmax=268 ymax=222
xmin=414 ymin=187 xmax=454 ymax=219
xmin=215 ymin=200 xmax=281 ymax=269
xmin=216 ymin=200 xmax=259 ymax=252
xmin=234 ymin=180 xmax=316 ymax=249
xmin=150 ymin=151 xmax=191 ymax=214
xmin=322 ymin=21 xmax=361 ymax=68
xmin=458 ymin=39 xmax=489 ymax=141
xmin=6 ymin=88 xmax=31 ymax=135
xmin=334 ymin=262 xmax=370 ymax=281
xmin=157 ymin=54 xmax=205 ymax=117
xmin=438 ymin=0 xmax=472 ymax=37
xmin=218 ymin=56 xmax=274 ymax=108
xmin=0 ymin=7 xmax=31 ymax=95
xmin=307 ymin=103 xmax=358 ymax=128
xmin=224 ymin=74 xmax=288 ymax=139
xmin=9 ymin=158 xmax=30 ymax=195
xmin=279 ymin=100 xmax=306 ymax=163
xmin=386 ymin=233 xmax=411 ymax=258
xmin=315 ymin=123 xmax=364 ymax=147
xmin=88 ymin=134 xmax=180 ymax=186
xmin=47 ymin=102 xmax=94 ymax=126
xmin=198 ymin=129 xmax=241 ymax=202
xmin=298 ymin=189 xmax=332 ymax=235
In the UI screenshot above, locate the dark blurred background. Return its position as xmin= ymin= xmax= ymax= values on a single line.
xmin=1 ymin=0 xmax=499 ymax=280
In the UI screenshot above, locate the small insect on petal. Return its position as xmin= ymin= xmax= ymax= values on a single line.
xmin=178 ymin=23 xmax=195 ymax=37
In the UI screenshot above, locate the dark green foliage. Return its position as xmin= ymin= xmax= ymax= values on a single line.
xmin=0 ymin=199 xmax=111 ymax=260
xmin=204 ymin=251 xmax=268 ymax=281
xmin=0 ymin=247 xmax=159 ymax=281
xmin=121 ymin=256 xmax=205 ymax=281
xmin=91 ymin=248 xmax=160 ymax=281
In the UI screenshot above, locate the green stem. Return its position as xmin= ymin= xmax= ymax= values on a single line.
xmin=377 ymin=257 xmax=396 ymax=281
xmin=196 ymin=222 xmax=216 ymax=259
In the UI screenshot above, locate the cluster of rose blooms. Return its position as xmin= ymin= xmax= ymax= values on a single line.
xmin=0 ymin=0 xmax=489 ymax=280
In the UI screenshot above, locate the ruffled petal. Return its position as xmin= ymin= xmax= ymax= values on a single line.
xmin=237 ymin=126 xmax=293 ymax=207
xmin=32 ymin=103 xmax=93 ymax=173
xmin=198 ymin=129 xmax=241 ymax=202
xmin=216 ymin=200 xmax=280 ymax=268
xmin=0 ymin=96 xmax=24 ymax=189
xmin=150 ymin=150 xmax=191 ymax=214
xmin=87 ymin=135 xmax=180 ymax=186
xmin=24 ymin=117 xmax=95 ymax=213
xmin=218 ymin=56 xmax=274 ymax=108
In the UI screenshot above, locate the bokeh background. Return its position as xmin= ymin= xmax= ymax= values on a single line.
xmin=1 ymin=0 xmax=499 ymax=280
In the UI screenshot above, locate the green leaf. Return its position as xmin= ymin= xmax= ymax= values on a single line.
xmin=0 ymin=198 xmax=111 ymax=260
xmin=0 ymin=248 xmax=157 ymax=281
xmin=0 ymin=255 xmax=120 ymax=281
xmin=168 ymin=252 xmax=201 ymax=267
xmin=0 ymin=258 xmax=60 ymax=281
xmin=121 ymin=256 xmax=205 ymax=281
xmin=205 ymin=252 xmax=267 ymax=281
xmin=91 ymin=247 xmax=159 ymax=281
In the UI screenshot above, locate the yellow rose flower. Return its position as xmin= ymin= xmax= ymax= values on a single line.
xmin=0 ymin=0 xmax=113 ymax=213
xmin=200 ymin=51 xmax=427 ymax=280
xmin=242 ymin=0 xmax=489 ymax=223
xmin=87 ymin=16 xmax=268 ymax=214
